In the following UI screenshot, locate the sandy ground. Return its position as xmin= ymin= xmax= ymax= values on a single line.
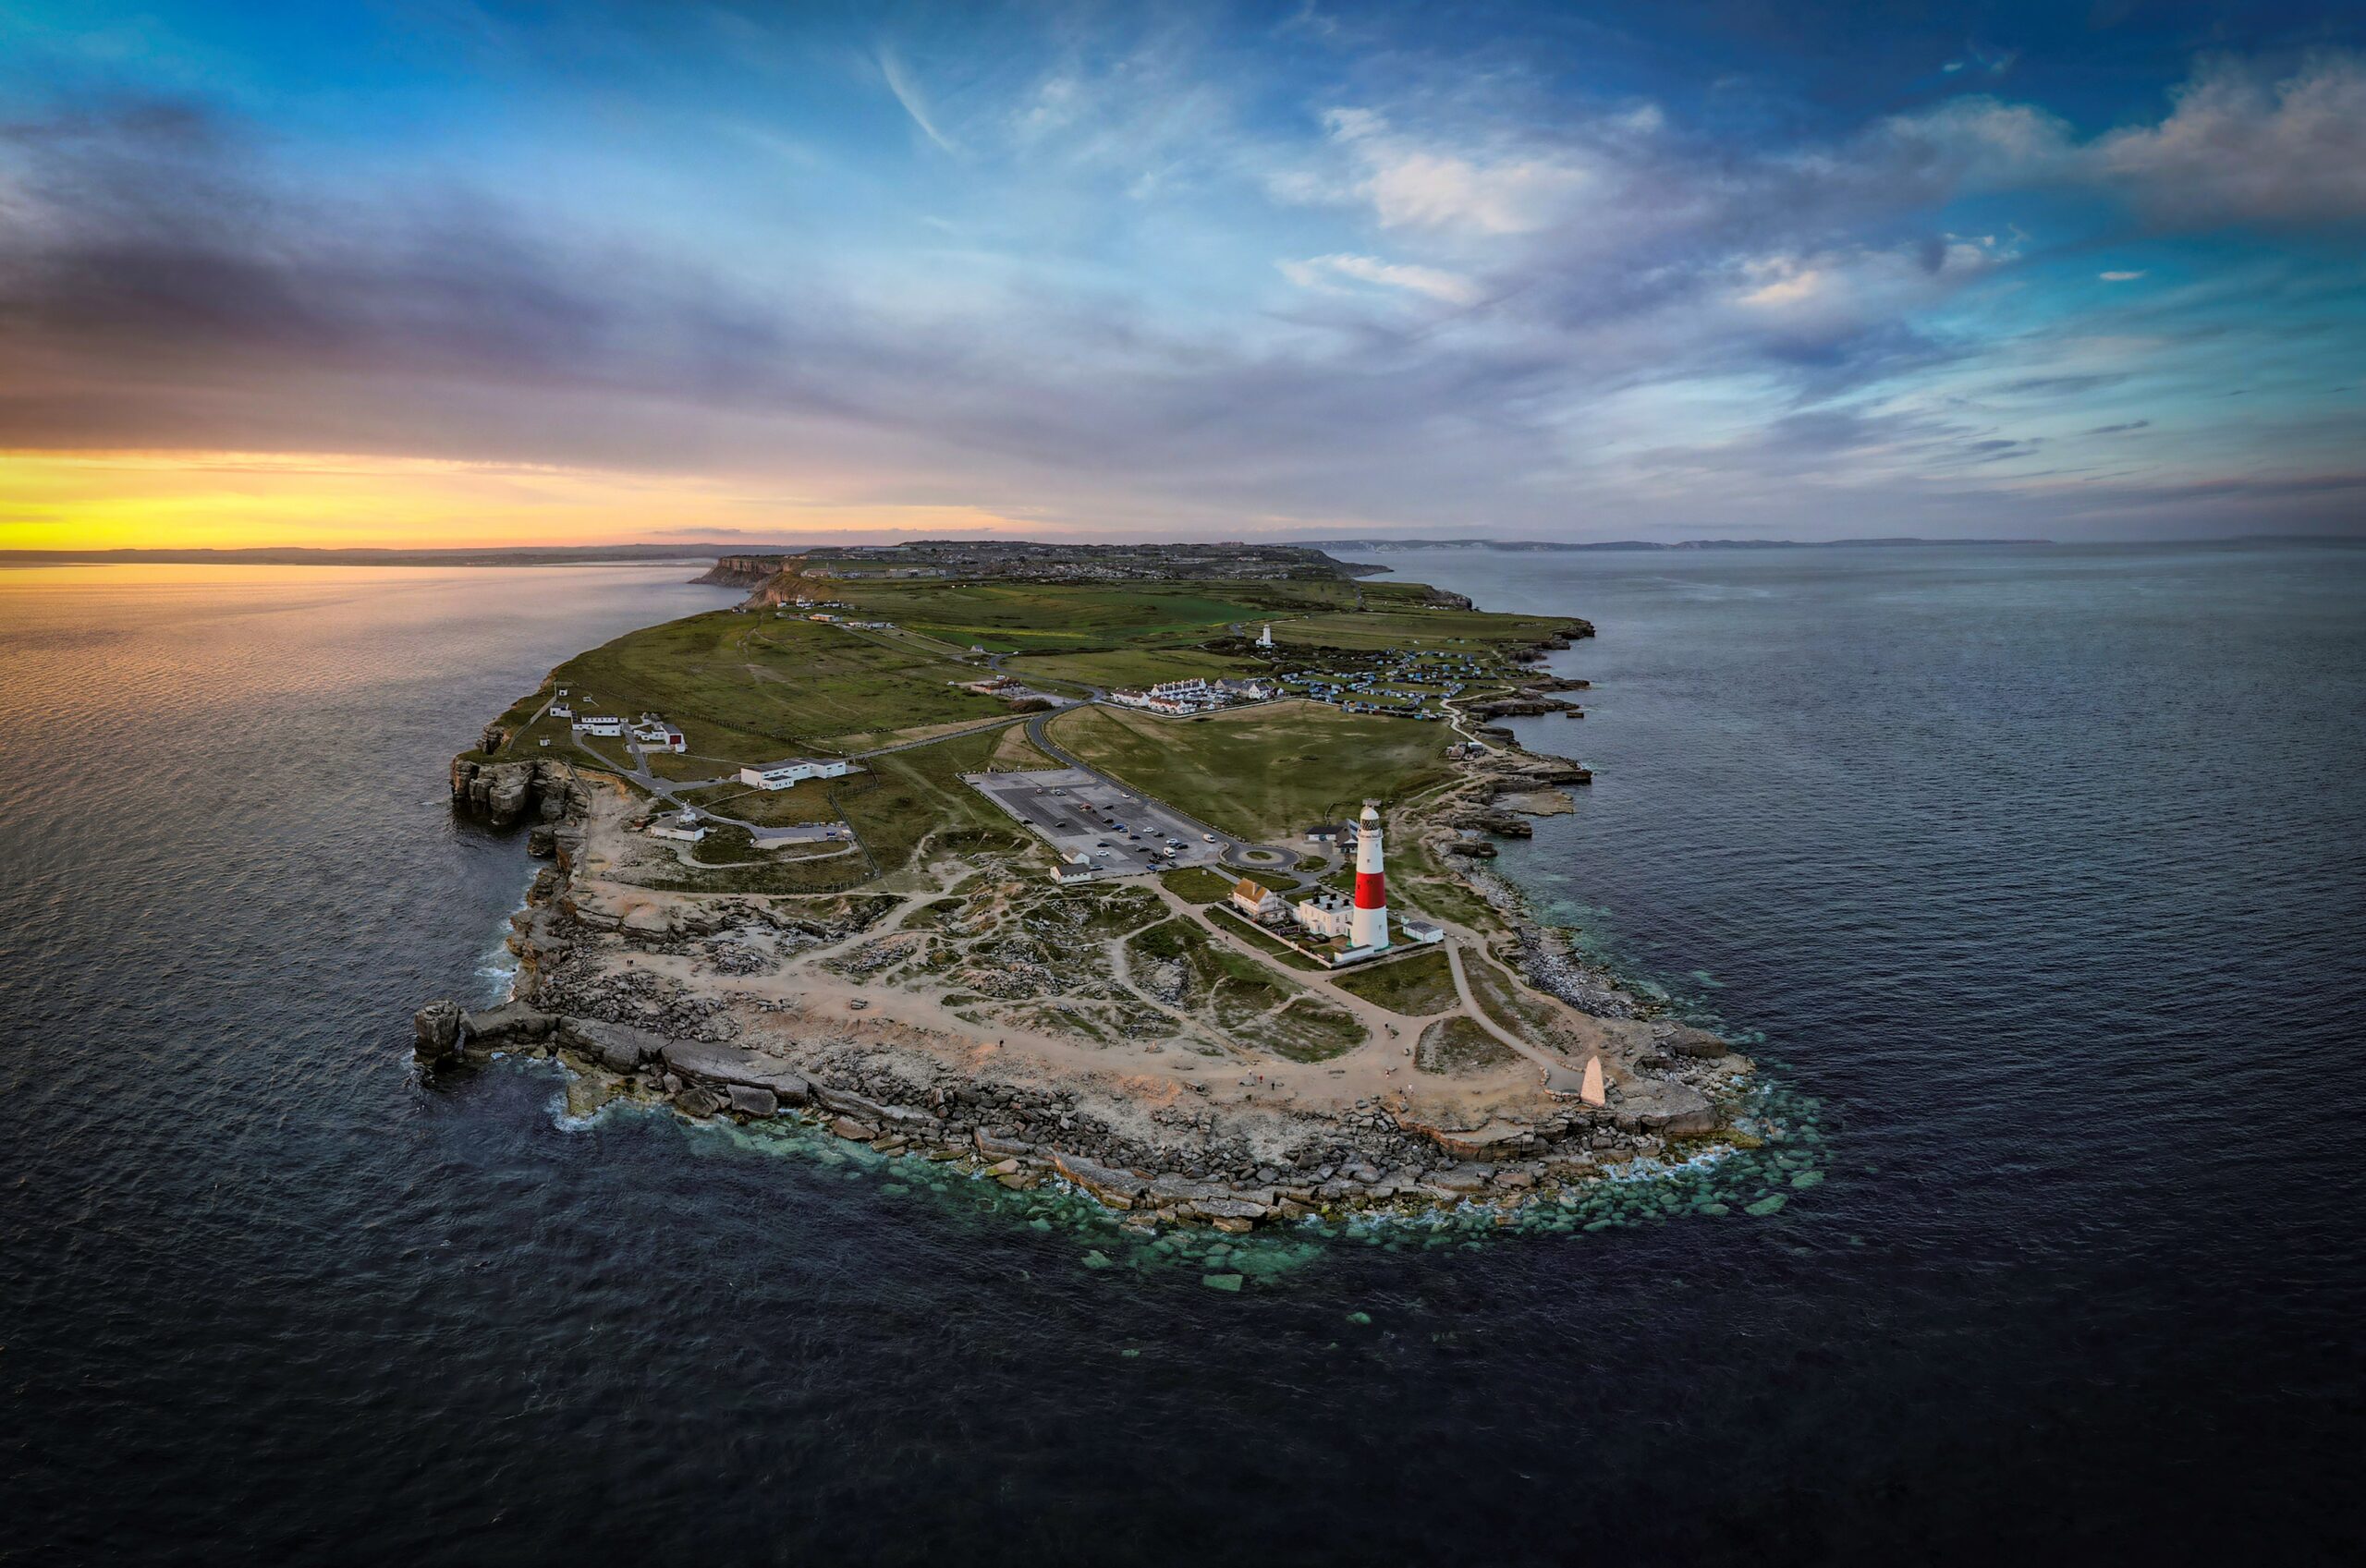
xmin=545 ymin=772 xmax=1691 ymax=1161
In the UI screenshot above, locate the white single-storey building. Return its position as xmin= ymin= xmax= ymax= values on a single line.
xmin=572 ymin=716 xmax=625 ymax=737
xmin=738 ymin=758 xmax=852 ymax=790
xmin=648 ymin=812 xmax=708 ymax=842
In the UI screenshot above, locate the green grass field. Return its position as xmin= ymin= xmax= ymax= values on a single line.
xmin=1201 ymin=906 xmax=1327 ymax=971
xmin=678 ymin=780 xmax=846 ymax=828
xmin=1044 ymin=699 xmax=1451 ymax=840
xmin=552 ymin=612 xmax=1009 ymax=761
xmin=818 ymin=582 xmax=1276 ymax=654
xmin=1159 ymin=866 xmax=1236 ymax=904
xmin=838 ymin=725 xmax=1034 ymax=879
xmin=1004 ymin=646 xmax=1257 ymax=691
xmin=629 ymin=724 xmax=1032 ymax=895
xmin=1332 ymin=947 xmax=1460 ymax=1015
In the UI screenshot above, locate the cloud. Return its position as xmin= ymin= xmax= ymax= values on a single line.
xmin=2083 ymin=420 xmax=2152 ymax=435
xmin=1278 ymin=252 xmax=1480 ymax=305
xmin=1310 ymin=107 xmax=1588 ymax=235
xmin=2092 ymin=54 xmax=2366 ymax=226
xmin=878 ymin=45 xmax=959 ymax=154
xmin=1880 ymin=53 xmax=2366 ymax=231
xmin=5 ymin=18 xmax=2361 ymax=547
xmin=2100 ymin=270 xmax=2145 ymax=281
xmin=1989 ymin=373 xmax=2129 ymax=397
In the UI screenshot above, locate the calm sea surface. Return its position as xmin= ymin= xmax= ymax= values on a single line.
xmin=2 ymin=548 xmax=2361 ymax=1564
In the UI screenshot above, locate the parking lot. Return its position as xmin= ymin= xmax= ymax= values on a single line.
xmin=962 ymin=768 xmax=1229 ymax=878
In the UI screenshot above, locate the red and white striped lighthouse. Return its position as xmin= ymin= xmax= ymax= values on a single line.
xmin=1350 ymin=799 xmax=1390 ymax=950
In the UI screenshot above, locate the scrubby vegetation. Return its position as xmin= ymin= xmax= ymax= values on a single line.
xmin=1416 ymin=1015 xmax=1518 ymax=1074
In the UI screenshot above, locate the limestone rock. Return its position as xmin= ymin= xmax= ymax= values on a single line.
xmin=1189 ymin=1196 xmax=1270 ymax=1222
xmin=1051 ymin=1151 xmax=1147 ymax=1205
xmin=1664 ymin=1025 xmax=1732 ymax=1060
xmin=1625 ymin=1080 xmax=1718 ymax=1136
xmin=461 ymin=1001 xmax=556 ymax=1047
xmin=412 ymin=1000 xmax=463 ymax=1063
xmin=557 ymin=1016 xmax=668 ymax=1073
xmin=659 ymin=1039 xmax=811 ymax=1104
xmin=728 ymin=1085 xmax=779 ymax=1117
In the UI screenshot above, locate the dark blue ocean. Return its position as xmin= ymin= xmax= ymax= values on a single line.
xmin=3 ymin=546 xmax=2361 ymax=1564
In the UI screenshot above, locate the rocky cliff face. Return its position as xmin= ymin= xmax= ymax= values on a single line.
xmin=693 ymin=554 xmax=788 ymax=590
xmin=449 ymin=755 xmax=592 ymax=831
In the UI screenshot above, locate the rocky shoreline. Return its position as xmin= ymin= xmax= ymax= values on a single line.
xmin=421 ymin=628 xmax=1759 ymax=1234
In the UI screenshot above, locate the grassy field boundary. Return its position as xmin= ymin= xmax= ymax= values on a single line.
xmin=1331 ymin=946 xmax=1460 ymax=1015
xmin=1201 ymin=906 xmax=1327 ymax=971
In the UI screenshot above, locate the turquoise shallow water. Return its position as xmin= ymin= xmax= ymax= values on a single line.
xmin=2 ymin=546 xmax=2361 ymax=1564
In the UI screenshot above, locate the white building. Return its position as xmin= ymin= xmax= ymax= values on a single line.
xmin=1110 ymin=675 xmax=1257 ymax=715
xmin=738 ymin=758 xmax=851 ymax=790
xmin=572 ymin=716 xmax=624 ymax=737
xmin=629 ymin=719 xmax=687 ymax=752
xmin=1257 ymin=623 xmax=1274 ymax=648
xmin=1229 ymin=877 xmax=1287 ymax=924
xmin=648 ymin=811 xmax=708 ymax=842
xmin=549 ymin=703 xmax=573 ymax=720
xmin=1294 ymin=891 xmax=1354 ymax=940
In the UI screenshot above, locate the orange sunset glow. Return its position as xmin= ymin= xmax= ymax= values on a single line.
xmin=0 ymin=451 xmax=1035 ymax=551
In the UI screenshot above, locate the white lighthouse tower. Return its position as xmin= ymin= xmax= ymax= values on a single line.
xmin=1257 ymin=623 xmax=1274 ymax=649
xmin=1349 ymin=799 xmax=1390 ymax=951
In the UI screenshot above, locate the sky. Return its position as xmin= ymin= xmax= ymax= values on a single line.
xmin=2 ymin=0 xmax=2362 ymax=549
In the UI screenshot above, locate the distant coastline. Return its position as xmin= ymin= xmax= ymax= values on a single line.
xmin=0 ymin=544 xmax=744 ymax=568
xmin=16 ymin=536 xmax=2354 ymax=571
xmin=1289 ymin=537 xmax=2056 ymax=552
